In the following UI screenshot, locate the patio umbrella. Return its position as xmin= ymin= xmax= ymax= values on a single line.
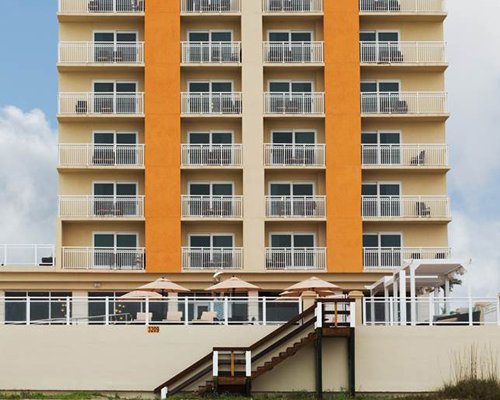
xmin=138 ymin=277 xmax=191 ymax=294
xmin=119 ymin=290 xmax=164 ymax=300
xmin=279 ymin=289 xmax=336 ymax=298
xmin=284 ymin=276 xmax=340 ymax=296
xmin=205 ymin=276 xmax=261 ymax=294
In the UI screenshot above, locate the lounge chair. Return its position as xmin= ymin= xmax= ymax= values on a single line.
xmin=164 ymin=311 xmax=183 ymax=324
xmin=193 ymin=311 xmax=218 ymax=324
xmin=135 ymin=312 xmax=152 ymax=323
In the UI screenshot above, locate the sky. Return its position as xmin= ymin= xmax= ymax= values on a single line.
xmin=0 ymin=0 xmax=499 ymax=296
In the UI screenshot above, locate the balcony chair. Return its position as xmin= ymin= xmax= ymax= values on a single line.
xmin=435 ymin=252 xmax=446 ymax=259
xmin=164 ymin=311 xmax=183 ymax=324
xmin=193 ymin=311 xmax=218 ymax=324
xmin=416 ymin=201 xmax=431 ymax=217
xmin=411 ymin=150 xmax=426 ymax=166
xmin=266 ymin=253 xmax=288 ymax=269
xmin=95 ymin=48 xmax=113 ymax=62
xmin=75 ymin=100 xmax=88 ymax=114
xmin=94 ymin=200 xmax=115 ymax=216
xmin=378 ymin=47 xmax=404 ymax=63
xmin=373 ymin=0 xmax=401 ymax=11
xmin=433 ymin=311 xmax=481 ymax=325
xmin=92 ymin=149 xmax=115 ymax=165
xmin=380 ymin=97 xmax=408 ymax=113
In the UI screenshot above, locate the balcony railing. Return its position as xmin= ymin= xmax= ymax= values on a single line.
xmin=181 ymin=144 xmax=242 ymax=167
xmin=265 ymin=196 xmax=326 ymax=218
xmin=59 ymin=196 xmax=145 ymax=219
xmin=361 ymin=144 xmax=448 ymax=168
xmin=263 ymin=42 xmax=324 ymax=64
xmin=181 ymin=196 xmax=243 ymax=218
xmin=361 ymin=196 xmax=450 ymax=220
xmin=59 ymin=0 xmax=145 ymax=14
xmin=181 ymin=42 xmax=241 ymax=64
xmin=360 ymin=92 xmax=447 ymax=115
xmin=59 ymin=42 xmax=144 ymax=65
xmin=181 ymin=92 xmax=242 ymax=115
xmin=182 ymin=247 xmax=243 ymax=270
xmin=59 ymin=144 xmax=144 ymax=168
xmin=180 ymin=0 xmax=241 ymax=13
xmin=360 ymin=41 xmax=446 ymax=65
xmin=263 ymin=0 xmax=323 ymax=13
xmin=62 ymin=247 xmax=145 ymax=270
xmin=58 ymin=92 xmax=144 ymax=116
xmin=264 ymin=92 xmax=325 ymax=115
xmin=266 ymin=247 xmax=326 ymax=270
xmin=363 ymin=247 xmax=451 ymax=270
xmin=264 ymin=144 xmax=325 ymax=167
xmin=359 ymin=0 xmax=444 ymax=14
xmin=0 ymin=245 xmax=55 ymax=267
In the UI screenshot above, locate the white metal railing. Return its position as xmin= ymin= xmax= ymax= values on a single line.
xmin=266 ymin=247 xmax=326 ymax=270
xmin=364 ymin=297 xmax=500 ymax=327
xmin=181 ymin=0 xmax=241 ymax=13
xmin=181 ymin=92 xmax=242 ymax=115
xmin=263 ymin=42 xmax=324 ymax=64
xmin=363 ymin=247 xmax=451 ymax=269
xmin=361 ymin=144 xmax=448 ymax=168
xmin=362 ymin=196 xmax=450 ymax=220
xmin=181 ymin=42 xmax=241 ymax=64
xmin=359 ymin=0 xmax=444 ymax=13
xmin=59 ymin=0 xmax=145 ymax=13
xmin=59 ymin=196 xmax=145 ymax=219
xmin=263 ymin=0 xmax=323 ymax=13
xmin=181 ymin=196 xmax=243 ymax=218
xmin=181 ymin=144 xmax=242 ymax=167
xmin=264 ymin=144 xmax=325 ymax=167
xmin=59 ymin=42 xmax=144 ymax=65
xmin=264 ymin=92 xmax=325 ymax=115
xmin=62 ymin=247 xmax=145 ymax=270
xmin=360 ymin=41 xmax=446 ymax=64
xmin=360 ymin=92 xmax=447 ymax=115
xmin=0 ymin=245 xmax=55 ymax=267
xmin=265 ymin=196 xmax=326 ymax=218
xmin=59 ymin=144 xmax=145 ymax=168
xmin=58 ymin=92 xmax=144 ymax=115
xmin=182 ymin=247 xmax=243 ymax=270
xmin=0 ymin=296 xmax=301 ymax=326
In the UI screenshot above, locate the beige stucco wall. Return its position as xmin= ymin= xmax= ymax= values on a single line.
xmin=59 ymin=121 xmax=145 ymax=144
xmin=181 ymin=120 xmax=242 ymax=144
xmin=361 ymin=120 xmax=446 ymax=144
xmin=181 ymin=170 xmax=243 ymax=194
xmin=361 ymin=70 xmax=445 ymax=91
xmin=181 ymin=223 xmax=243 ymax=247
xmin=59 ymin=71 xmax=144 ymax=92
xmin=181 ymin=20 xmax=241 ymax=41
xmin=264 ymin=119 xmax=325 ymax=143
xmin=363 ymin=223 xmax=449 ymax=247
xmin=59 ymin=21 xmax=145 ymax=41
xmin=62 ymin=221 xmax=145 ymax=247
xmin=359 ymin=21 xmax=444 ymax=41
xmin=59 ymin=170 xmax=145 ymax=195
xmin=263 ymin=19 xmax=324 ymax=41
xmin=362 ymin=171 xmax=447 ymax=195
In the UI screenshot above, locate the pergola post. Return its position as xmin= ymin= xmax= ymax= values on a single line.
xmin=444 ymin=276 xmax=450 ymax=314
xmin=393 ymin=277 xmax=399 ymax=324
xmin=384 ymin=286 xmax=390 ymax=324
xmin=399 ymin=270 xmax=407 ymax=325
xmin=410 ymin=265 xmax=417 ymax=326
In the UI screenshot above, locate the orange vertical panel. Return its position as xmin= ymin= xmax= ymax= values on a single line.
xmin=324 ymin=1 xmax=363 ymax=272
xmin=145 ymin=0 xmax=181 ymax=273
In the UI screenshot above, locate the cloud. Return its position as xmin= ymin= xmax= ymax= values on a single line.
xmin=0 ymin=106 xmax=57 ymax=243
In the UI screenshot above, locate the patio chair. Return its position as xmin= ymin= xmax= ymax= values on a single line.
xmin=411 ymin=150 xmax=426 ymax=166
xmin=193 ymin=311 xmax=218 ymax=324
xmin=416 ymin=201 xmax=431 ymax=217
xmin=75 ymin=100 xmax=88 ymax=114
xmin=135 ymin=312 xmax=153 ymax=323
xmin=164 ymin=311 xmax=183 ymax=324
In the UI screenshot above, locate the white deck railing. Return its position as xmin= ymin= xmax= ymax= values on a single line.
xmin=362 ymin=196 xmax=450 ymax=220
xmin=264 ymin=92 xmax=325 ymax=115
xmin=62 ymin=247 xmax=145 ymax=270
xmin=265 ymin=196 xmax=326 ymax=218
xmin=59 ymin=42 xmax=144 ymax=65
xmin=59 ymin=0 xmax=145 ymax=13
xmin=181 ymin=144 xmax=242 ymax=167
xmin=263 ymin=0 xmax=323 ymax=13
xmin=181 ymin=196 xmax=243 ymax=218
xmin=0 ymin=245 xmax=55 ymax=267
xmin=263 ymin=42 xmax=324 ymax=64
xmin=266 ymin=248 xmax=326 ymax=270
xmin=360 ymin=92 xmax=447 ymax=115
xmin=360 ymin=41 xmax=446 ymax=64
xmin=181 ymin=42 xmax=241 ymax=64
xmin=59 ymin=196 xmax=145 ymax=219
xmin=59 ymin=144 xmax=144 ymax=168
xmin=363 ymin=247 xmax=451 ymax=269
xmin=264 ymin=144 xmax=325 ymax=167
xmin=181 ymin=92 xmax=242 ymax=115
xmin=181 ymin=0 xmax=241 ymax=13
xmin=182 ymin=248 xmax=243 ymax=270
xmin=58 ymin=92 xmax=144 ymax=116
xmin=359 ymin=0 xmax=444 ymax=14
xmin=361 ymin=144 xmax=448 ymax=168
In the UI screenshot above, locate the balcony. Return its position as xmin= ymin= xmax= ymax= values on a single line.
xmin=360 ymin=41 xmax=446 ymax=68
xmin=262 ymin=0 xmax=323 ymax=13
xmin=265 ymin=196 xmax=326 ymax=219
xmin=181 ymin=196 xmax=243 ymax=219
xmin=182 ymin=247 xmax=243 ymax=270
xmin=181 ymin=93 xmax=242 ymax=116
xmin=181 ymin=144 xmax=242 ymax=168
xmin=58 ymin=92 xmax=144 ymax=117
xmin=180 ymin=0 xmax=241 ymax=13
xmin=361 ymin=196 xmax=451 ymax=221
xmin=264 ymin=92 xmax=325 ymax=115
xmin=59 ymin=144 xmax=144 ymax=169
xmin=58 ymin=42 xmax=144 ymax=66
xmin=363 ymin=247 xmax=451 ymax=270
xmin=181 ymin=42 xmax=241 ymax=64
xmin=59 ymin=196 xmax=145 ymax=219
xmin=359 ymin=0 xmax=445 ymax=16
xmin=62 ymin=247 xmax=145 ymax=270
xmin=263 ymin=42 xmax=324 ymax=64
xmin=266 ymin=247 xmax=326 ymax=271
xmin=361 ymin=144 xmax=448 ymax=169
xmin=59 ymin=0 xmax=145 ymax=15
xmin=360 ymin=92 xmax=447 ymax=118
xmin=0 ymin=245 xmax=55 ymax=268
xmin=264 ymin=144 xmax=325 ymax=168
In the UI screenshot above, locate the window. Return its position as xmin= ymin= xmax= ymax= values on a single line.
xmin=269 ymin=233 xmax=316 ymax=268
xmin=362 ymin=182 xmax=401 ymax=217
xmin=93 ymin=31 xmax=138 ymax=62
xmin=363 ymin=233 xmax=402 ymax=267
xmin=189 ymin=182 xmax=234 ymax=216
xmin=268 ymin=81 xmax=314 ymax=113
xmin=269 ymin=183 xmax=316 ymax=217
xmin=188 ymin=234 xmax=235 ymax=269
xmin=93 ymin=182 xmax=138 ymax=217
xmin=92 ymin=132 xmax=138 ymax=165
xmin=4 ymin=292 xmax=71 ymax=325
xmin=93 ymin=81 xmax=138 ymax=113
xmin=267 ymin=31 xmax=314 ymax=62
xmin=270 ymin=130 xmax=317 ymax=165
xmin=188 ymin=131 xmax=233 ymax=165
xmin=93 ymin=233 xmax=140 ymax=270
xmin=188 ymin=81 xmax=233 ymax=93
xmin=361 ymin=81 xmax=403 ymax=113
xmin=187 ymin=31 xmax=234 ymax=62
xmin=269 ymin=81 xmax=313 ymax=93
xmin=361 ymin=131 xmax=401 ymax=165
xmin=187 ymin=81 xmax=235 ymax=113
